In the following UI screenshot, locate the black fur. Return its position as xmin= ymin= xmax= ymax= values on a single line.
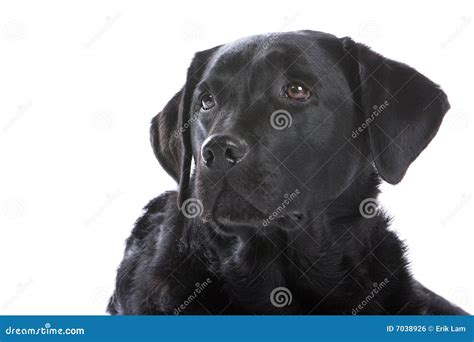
xmin=108 ymin=31 xmax=467 ymax=315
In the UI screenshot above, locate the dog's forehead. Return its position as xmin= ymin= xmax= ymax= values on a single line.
xmin=202 ymin=31 xmax=338 ymax=79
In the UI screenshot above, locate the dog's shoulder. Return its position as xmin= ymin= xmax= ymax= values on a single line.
xmin=412 ymin=281 xmax=469 ymax=315
xmin=108 ymin=191 xmax=180 ymax=314
xmin=125 ymin=191 xmax=178 ymax=249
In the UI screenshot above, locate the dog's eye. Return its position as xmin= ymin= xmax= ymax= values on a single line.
xmin=283 ymin=83 xmax=311 ymax=101
xmin=201 ymin=93 xmax=215 ymax=110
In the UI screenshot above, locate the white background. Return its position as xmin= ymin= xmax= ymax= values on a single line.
xmin=0 ymin=0 xmax=473 ymax=314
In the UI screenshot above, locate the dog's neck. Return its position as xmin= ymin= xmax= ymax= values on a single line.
xmin=185 ymin=170 xmax=396 ymax=311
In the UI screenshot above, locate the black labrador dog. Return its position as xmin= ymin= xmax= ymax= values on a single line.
xmin=108 ymin=30 xmax=467 ymax=315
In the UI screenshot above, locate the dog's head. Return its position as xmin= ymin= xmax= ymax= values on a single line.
xmin=150 ymin=31 xmax=449 ymax=231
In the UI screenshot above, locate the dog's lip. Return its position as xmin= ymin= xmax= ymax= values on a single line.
xmin=211 ymin=210 xmax=305 ymax=231
xmin=198 ymin=184 xmax=263 ymax=224
xmin=200 ymin=187 xmax=304 ymax=230
xmin=197 ymin=178 xmax=305 ymax=230
xmin=206 ymin=187 xmax=266 ymax=220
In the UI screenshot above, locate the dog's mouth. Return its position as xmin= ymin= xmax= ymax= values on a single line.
xmin=199 ymin=184 xmax=304 ymax=232
xmin=203 ymin=188 xmax=264 ymax=223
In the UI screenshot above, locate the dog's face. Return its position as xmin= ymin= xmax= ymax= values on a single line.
xmin=190 ymin=33 xmax=362 ymax=227
xmin=151 ymin=31 xmax=449 ymax=231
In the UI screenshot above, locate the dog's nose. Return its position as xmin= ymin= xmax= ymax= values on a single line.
xmin=201 ymin=135 xmax=249 ymax=169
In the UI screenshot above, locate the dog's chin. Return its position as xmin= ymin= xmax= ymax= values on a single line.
xmin=201 ymin=189 xmax=264 ymax=224
xmin=200 ymin=189 xmax=304 ymax=233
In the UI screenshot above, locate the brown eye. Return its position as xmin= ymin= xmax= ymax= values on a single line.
xmin=283 ymin=83 xmax=311 ymax=101
xmin=201 ymin=93 xmax=215 ymax=110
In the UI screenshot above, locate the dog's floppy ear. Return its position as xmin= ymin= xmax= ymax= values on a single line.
xmin=150 ymin=90 xmax=184 ymax=183
xmin=341 ymin=37 xmax=450 ymax=184
xmin=150 ymin=46 xmax=220 ymax=206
